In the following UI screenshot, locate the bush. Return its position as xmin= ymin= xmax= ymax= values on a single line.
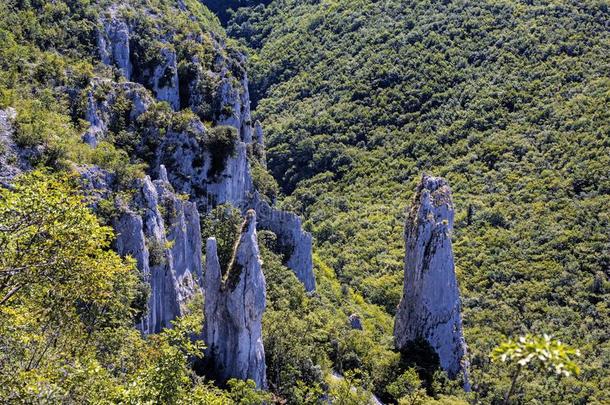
xmin=205 ymin=125 xmax=238 ymax=177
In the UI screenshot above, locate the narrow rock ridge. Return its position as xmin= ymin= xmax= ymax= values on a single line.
xmin=204 ymin=210 xmax=267 ymax=388
xmin=109 ymin=167 xmax=203 ymax=334
xmin=393 ymin=174 xmax=469 ymax=388
xmin=250 ymin=192 xmax=316 ymax=291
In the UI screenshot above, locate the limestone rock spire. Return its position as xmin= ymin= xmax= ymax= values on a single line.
xmin=394 ymin=174 xmax=469 ymax=388
xmin=204 ymin=210 xmax=267 ymax=389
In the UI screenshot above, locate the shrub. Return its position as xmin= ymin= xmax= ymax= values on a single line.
xmin=205 ymin=125 xmax=238 ymax=177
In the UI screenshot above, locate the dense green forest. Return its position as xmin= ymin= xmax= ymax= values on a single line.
xmin=224 ymin=0 xmax=610 ymax=402
xmin=0 ymin=0 xmax=607 ymax=403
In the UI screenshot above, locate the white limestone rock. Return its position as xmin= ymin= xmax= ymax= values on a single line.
xmin=98 ymin=7 xmax=132 ymax=79
xmin=204 ymin=210 xmax=267 ymax=388
xmin=394 ymin=174 xmax=469 ymax=388
xmin=217 ymin=68 xmax=253 ymax=143
xmin=151 ymin=46 xmax=180 ymax=110
xmin=83 ymin=79 xmax=153 ymax=146
xmin=113 ymin=168 xmax=203 ymax=334
xmin=156 ymin=121 xmax=254 ymax=211
xmin=251 ymin=192 xmax=316 ymax=291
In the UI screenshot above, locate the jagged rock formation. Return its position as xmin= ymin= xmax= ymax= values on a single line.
xmin=98 ymin=6 xmax=132 ymax=80
xmin=394 ymin=175 xmax=469 ymax=387
xmin=83 ymin=79 xmax=152 ymax=147
xmin=117 ymin=170 xmax=203 ymax=334
xmin=80 ymin=165 xmax=204 ymax=334
xmin=78 ymin=5 xmax=316 ymax=357
xmin=204 ymin=210 xmax=267 ymax=388
xmin=251 ymin=192 xmax=316 ymax=291
xmin=90 ymin=7 xmax=316 ymax=292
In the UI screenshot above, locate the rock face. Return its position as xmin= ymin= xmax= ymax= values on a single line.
xmin=204 ymin=210 xmax=267 ymax=388
xmin=98 ymin=7 xmax=132 ymax=80
xmin=251 ymin=192 xmax=316 ymax=291
xmin=150 ymin=46 xmax=180 ymax=110
xmin=111 ymin=167 xmax=204 ymax=334
xmin=0 ymin=108 xmax=29 ymax=186
xmin=86 ymin=5 xmax=316 ymax=350
xmin=394 ymin=175 xmax=469 ymax=387
xmin=83 ymin=79 xmax=153 ymax=147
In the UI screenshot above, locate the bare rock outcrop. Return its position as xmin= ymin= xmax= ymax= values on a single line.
xmin=0 ymin=108 xmax=29 ymax=186
xmin=394 ymin=175 xmax=469 ymax=387
xmin=111 ymin=167 xmax=203 ymax=334
xmin=251 ymin=192 xmax=315 ymax=291
xmin=98 ymin=7 xmax=132 ymax=80
xmin=204 ymin=210 xmax=267 ymax=388
xmin=91 ymin=3 xmax=315 ymax=294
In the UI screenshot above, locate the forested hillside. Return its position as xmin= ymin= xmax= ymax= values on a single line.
xmin=0 ymin=0 xmax=607 ymax=403
xmin=223 ymin=0 xmax=610 ymax=402
xmin=0 ymin=0 xmax=425 ymax=402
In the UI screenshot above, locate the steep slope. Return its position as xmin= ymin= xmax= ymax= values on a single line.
xmin=227 ymin=0 xmax=610 ymax=402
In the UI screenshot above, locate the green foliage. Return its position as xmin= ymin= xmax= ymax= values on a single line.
xmin=121 ymin=312 xmax=205 ymax=404
xmin=12 ymin=96 xmax=82 ymax=168
xmin=0 ymin=173 xmax=247 ymax=402
xmin=492 ymin=334 xmax=580 ymax=378
xmin=0 ymin=170 xmax=139 ymax=401
xmin=251 ymin=160 xmax=279 ymax=201
xmin=205 ymin=125 xmax=239 ymax=177
xmin=226 ymin=379 xmax=273 ymax=404
xmin=388 ymin=368 xmax=427 ymax=403
xmin=326 ymin=370 xmax=371 ymax=405
xmin=201 ymin=204 xmax=243 ymax=272
xmin=491 ymin=334 xmax=580 ymax=405
xmin=228 ymin=0 xmax=610 ymax=402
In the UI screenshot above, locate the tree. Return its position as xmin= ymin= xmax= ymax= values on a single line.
xmin=491 ymin=334 xmax=580 ymax=404
xmin=388 ymin=368 xmax=428 ymax=404
xmin=0 ymin=170 xmax=140 ymax=401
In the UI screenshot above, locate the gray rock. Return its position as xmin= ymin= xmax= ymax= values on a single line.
xmin=77 ymin=165 xmax=116 ymax=210
xmin=253 ymin=121 xmax=266 ymax=167
xmin=394 ymin=175 xmax=469 ymax=388
xmin=216 ymin=56 xmax=252 ymax=143
xmin=204 ymin=210 xmax=267 ymax=388
xmin=113 ymin=169 xmax=203 ymax=334
xmin=98 ymin=7 xmax=132 ymax=79
xmin=349 ymin=314 xmax=363 ymax=330
xmin=152 ymin=47 xmax=180 ymax=110
xmin=0 ymin=108 xmax=29 ymax=186
xmin=83 ymin=79 xmax=153 ymax=146
xmin=91 ymin=8 xmax=316 ymax=294
xmin=155 ymin=120 xmax=254 ymax=211
xmin=251 ymin=192 xmax=316 ymax=291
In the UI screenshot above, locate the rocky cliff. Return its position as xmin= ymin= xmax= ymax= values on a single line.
xmin=204 ymin=210 xmax=267 ymax=388
xmin=88 ymin=4 xmax=315 ymax=293
xmin=80 ymin=165 xmax=204 ymax=334
xmin=251 ymin=192 xmax=315 ymax=291
xmin=394 ymin=175 xmax=469 ymax=388
xmin=2 ymin=3 xmax=313 ymax=376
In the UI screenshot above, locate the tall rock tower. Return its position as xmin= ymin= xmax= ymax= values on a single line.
xmin=204 ymin=210 xmax=267 ymax=389
xmin=394 ymin=175 xmax=469 ymax=388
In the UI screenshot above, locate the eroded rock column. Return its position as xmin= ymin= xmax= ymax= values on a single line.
xmin=394 ymin=174 xmax=469 ymax=388
xmin=204 ymin=210 xmax=267 ymax=388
